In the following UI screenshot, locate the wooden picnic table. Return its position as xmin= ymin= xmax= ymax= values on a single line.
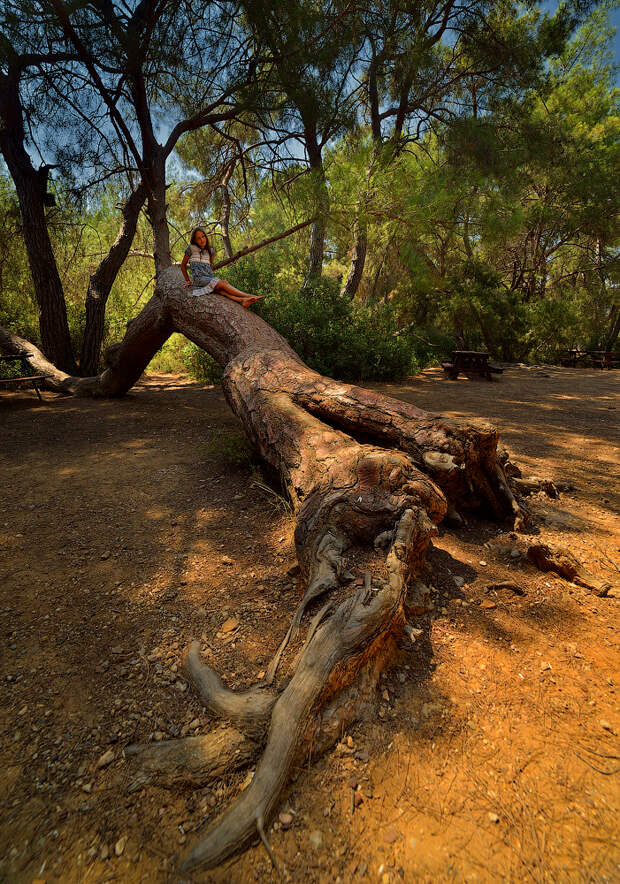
xmin=586 ymin=350 xmax=618 ymax=369
xmin=442 ymin=350 xmax=504 ymax=381
xmin=559 ymin=349 xmax=588 ymax=367
xmin=560 ymin=349 xmax=618 ymax=369
xmin=0 ymin=353 xmax=50 ymax=402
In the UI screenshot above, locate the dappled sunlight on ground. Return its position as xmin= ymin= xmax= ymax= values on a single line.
xmin=0 ymin=366 xmax=618 ymax=883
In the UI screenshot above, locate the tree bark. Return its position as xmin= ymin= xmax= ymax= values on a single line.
xmin=0 ymin=266 xmax=520 ymax=873
xmin=80 ymin=184 xmax=146 ymax=375
xmin=302 ymin=131 xmax=329 ymax=291
xmin=219 ymin=163 xmax=235 ymax=259
xmin=605 ymin=303 xmax=620 ymax=351
xmin=341 ymin=209 xmax=368 ymax=299
xmin=125 ymin=727 xmax=259 ymax=793
xmin=0 ymin=68 xmax=77 ymax=374
xmin=341 ymin=132 xmax=382 ymax=300
xmin=144 ymin=145 xmax=172 ymax=275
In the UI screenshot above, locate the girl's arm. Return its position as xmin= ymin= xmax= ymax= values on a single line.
xmin=181 ymin=253 xmax=192 ymax=285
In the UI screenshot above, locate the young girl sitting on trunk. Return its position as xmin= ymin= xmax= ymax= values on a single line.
xmin=181 ymin=227 xmax=263 ymax=308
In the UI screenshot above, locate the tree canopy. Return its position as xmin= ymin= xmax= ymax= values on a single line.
xmin=1 ymin=0 xmax=617 ymax=376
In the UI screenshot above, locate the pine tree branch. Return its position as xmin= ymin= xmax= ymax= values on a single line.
xmin=212 ymin=218 xmax=316 ymax=270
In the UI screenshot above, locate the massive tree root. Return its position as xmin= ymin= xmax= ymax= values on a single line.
xmin=180 ymin=508 xmax=435 ymax=872
xmin=1 ymin=268 xmax=521 ymax=873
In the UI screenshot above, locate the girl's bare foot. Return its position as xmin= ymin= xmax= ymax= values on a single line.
xmin=243 ymin=296 xmax=264 ymax=308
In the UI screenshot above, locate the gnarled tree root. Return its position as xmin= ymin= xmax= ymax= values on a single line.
xmin=179 ymin=508 xmax=433 ymax=873
xmin=124 ymin=727 xmax=258 ymax=793
xmin=184 ymin=642 xmax=276 ymax=740
xmin=264 ymin=529 xmax=348 ymax=684
xmin=511 ymin=476 xmax=558 ymax=498
xmin=527 ymin=542 xmax=613 ymax=596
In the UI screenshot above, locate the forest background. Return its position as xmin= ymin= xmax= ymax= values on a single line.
xmin=1 ymin=0 xmax=618 ymax=385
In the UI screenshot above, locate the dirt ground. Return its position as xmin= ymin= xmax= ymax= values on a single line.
xmin=0 ymin=365 xmax=618 ymax=884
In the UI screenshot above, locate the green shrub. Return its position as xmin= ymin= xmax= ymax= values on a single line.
xmin=442 ymin=260 xmax=529 ymax=362
xmin=0 ymin=289 xmax=39 ymax=345
xmin=181 ymin=341 xmax=223 ymax=384
xmin=222 ymin=249 xmax=287 ymax=298
xmin=405 ymin=327 xmax=456 ymax=368
xmin=523 ymin=295 xmax=583 ymax=363
xmin=260 ymin=278 xmax=416 ymax=382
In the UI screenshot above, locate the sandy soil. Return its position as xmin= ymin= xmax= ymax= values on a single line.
xmin=0 ymin=365 xmax=618 ymax=884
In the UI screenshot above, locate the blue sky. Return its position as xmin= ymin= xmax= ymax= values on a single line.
xmin=545 ymin=1 xmax=620 ymax=73
xmin=595 ymin=4 xmax=618 ymax=68
xmin=607 ymin=6 xmax=619 ymax=68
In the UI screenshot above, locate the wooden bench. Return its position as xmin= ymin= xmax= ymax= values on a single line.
xmin=0 ymin=354 xmax=50 ymax=402
xmin=586 ymin=351 xmax=619 ymax=370
xmin=442 ymin=350 xmax=503 ymax=381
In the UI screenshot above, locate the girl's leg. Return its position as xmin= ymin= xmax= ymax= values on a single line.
xmin=213 ymin=280 xmax=263 ymax=305
xmin=214 ymin=280 xmax=250 ymax=300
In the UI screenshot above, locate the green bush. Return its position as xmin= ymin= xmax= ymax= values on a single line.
xmin=405 ymin=327 xmax=456 ymax=368
xmin=181 ymin=341 xmax=223 ymax=384
xmin=260 ymin=278 xmax=416 ymax=382
xmin=222 ymin=249 xmax=287 ymax=298
xmin=0 ymin=288 xmax=39 ymax=344
xmin=442 ymin=260 xmax=529 ymax=362
xmin=522 ymin=295 xmax=583 ymax=363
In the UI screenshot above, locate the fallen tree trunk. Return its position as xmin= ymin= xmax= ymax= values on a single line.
xmin=0 ymin=266 xmax=521 ymax=873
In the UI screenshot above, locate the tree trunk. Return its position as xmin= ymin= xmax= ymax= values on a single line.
xmin=341 ymin=210 xmax=367 ymax=299
xmin=302 ymin=133 xmax=328 ymax=291
xmin=80 ymin=184 xmax=146 ymax=375
xmin=0 ymin=267 xmax=521 ymax=873
xmin=146 ymin=147 xmax=172 ymax=275
xmin=605 ymin=303 xmax=620 ymax=350
xmin=305 ymin=201 xmax=328 ymax=285
xmin=0 ymin=69 xmax=77 ymax=374
xmin=219 ymin=163 xmax=235 ymax=260
xmin=595 ymin=238 xmax=619 ymax=350
xmin=341 ymin=141 xmax=379 ymax=300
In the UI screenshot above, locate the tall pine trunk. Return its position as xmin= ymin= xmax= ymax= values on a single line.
xmin=219 ymin=164 xmax=234 ymax=259
xmin=341 ymin=209 xmax=367 ymax=298
xmin=0 ymin=69 xmax=77 ymax=373
xmin=302 ymin=133 xmax=328 ymax=292
xmin=147 ymin=148 xmax=172 ymax=275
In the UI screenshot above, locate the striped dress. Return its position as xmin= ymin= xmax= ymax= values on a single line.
xmin=184 ymin=243 xmax=221 ymax=294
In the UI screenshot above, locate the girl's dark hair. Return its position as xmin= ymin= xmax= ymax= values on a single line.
xmin=190 ymin=226 xmax=214 ymax=262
